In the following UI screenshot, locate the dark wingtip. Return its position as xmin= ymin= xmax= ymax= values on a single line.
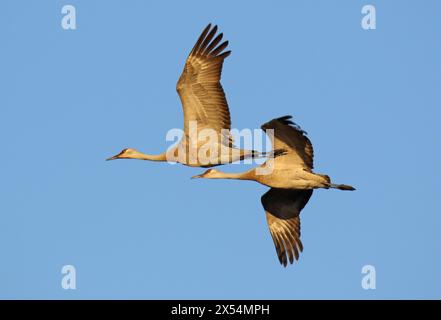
xmin=261 ymin=115 xmax=307 ymax=135
xmin=277 ymin=115 xmax=293 ymax=122
xmin=276 ymin=115 xmax=295 ymax=126
xmin=210 ymin=40 xmax=229 ymax=56
xmin=277 ymin=115 xmax=307 ymax=135
xmin=190 ymin=24 xmax=213 ymax=55
xmin=217 ymin=50 xmax=231 ymax=59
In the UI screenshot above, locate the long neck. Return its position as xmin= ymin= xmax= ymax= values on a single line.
xmin=130 ymin=151 xmax=167 ymax=162
xmin=210 ymin=169 xmax=256 ymax=181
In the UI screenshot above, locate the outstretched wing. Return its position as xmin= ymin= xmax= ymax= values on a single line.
xmin=177 ymin=24 xmax=232 ymax=144
xmin=261 ymin=188 xmax=313 ymax=267
xmin=261 ymin=115 xmax=314 ymax=170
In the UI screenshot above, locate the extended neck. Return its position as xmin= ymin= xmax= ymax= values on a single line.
xmin=130 ymin=151 xmax=167 ymax=162
xmin=209 ymin=169 xmax=256 ymax=181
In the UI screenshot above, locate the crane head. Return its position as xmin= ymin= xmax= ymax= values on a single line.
xmin=106 ymin=148 xmax=138 ymax=161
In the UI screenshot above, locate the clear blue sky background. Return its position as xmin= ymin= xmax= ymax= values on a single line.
xmin=1 ymin=0 xmax=440 ymax=299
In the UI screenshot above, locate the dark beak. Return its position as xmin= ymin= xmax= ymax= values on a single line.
xmin=106 ymin=155 xmax=120 ymax=161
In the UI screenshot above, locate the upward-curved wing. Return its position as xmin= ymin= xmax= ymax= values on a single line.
xmin=177 ymin=24 xmax=232 ymax=144
xmin=261 ymin=188 xmax=313 ymax=267
xmin=261 ymin=115 xmax=314 ymax=170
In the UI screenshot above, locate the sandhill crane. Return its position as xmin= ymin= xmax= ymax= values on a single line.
xmin=107 ymin=24 xmax=272 ymax=167
xmin=192 ymin=116 xmax=355 ymax=266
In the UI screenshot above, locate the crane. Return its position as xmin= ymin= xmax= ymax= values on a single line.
xmin=106 ymin=24 xmax=276 ymax=167
xmin=192 ymin=116 xmax=355 ymax=266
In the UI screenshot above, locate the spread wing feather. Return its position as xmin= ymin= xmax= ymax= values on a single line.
xmin=177 ymin=24 xmax=232 ymax=145
xmin=261 ymin=116 xmax=314 ymax=169
xmin=261 ymin=188 xmax=313 ymax=266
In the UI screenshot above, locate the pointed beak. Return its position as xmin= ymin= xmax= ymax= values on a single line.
xmin=191 ymin=174 xmax=203 ymax=179
xmin=106 ymin=154 xmax=119 ymax=161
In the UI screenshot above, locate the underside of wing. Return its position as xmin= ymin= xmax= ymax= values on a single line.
xmin=261 ymin=188 xmax=313 ymax=266
xmin=177 ymin=24 xmax=232 ymax=144
xmin=261 ymin=115 xmax=314 ymax=169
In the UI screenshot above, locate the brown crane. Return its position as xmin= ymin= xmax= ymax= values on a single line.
xmin=192 ymin=116 xmax=355 ymax=266
xmin=107 ymin=24 xmax=273 ymax=167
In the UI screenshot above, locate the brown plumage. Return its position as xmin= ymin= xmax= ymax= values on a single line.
xmin=261 ymin=116 xmax=314 ymax=170
xmin=193 ymin=115 xmax=355 ymax=266
xmin=177 ymin=24 xmax=232 ymax=141
xmin=107 ymin=24 xmax=263 ymax=166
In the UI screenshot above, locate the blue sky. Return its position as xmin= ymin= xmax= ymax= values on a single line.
xmin=1 ymin=0 xmax=440 ymax=299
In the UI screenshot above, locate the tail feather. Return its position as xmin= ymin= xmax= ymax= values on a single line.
xmin=330 ymin=183 xmax=356 ymax=191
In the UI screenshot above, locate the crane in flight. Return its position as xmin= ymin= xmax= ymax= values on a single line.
xmin=192 ymin=116 xmax=355 ymax=266
xmin=106 ymin=24 xmax=276 ymax=167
